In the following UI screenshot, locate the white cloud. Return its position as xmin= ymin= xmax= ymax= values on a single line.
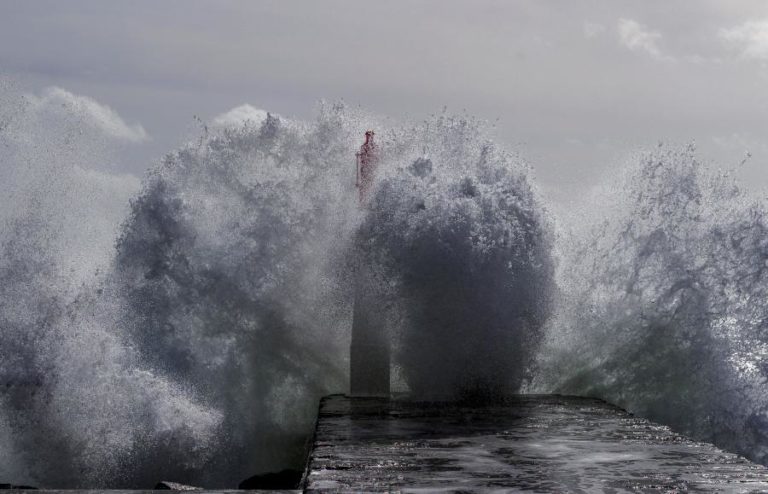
xmin=212 ymin=104 xmax=272 ymax=129
xmin=720 ymin=20 xmax=768 ymax=60
xmin=583 ymin=21 xmax=606 ymax=39
xmin=28 ymin=87 xmax=149 ymax=143
xmin=617 ymin=18 xmax=673 ymax=61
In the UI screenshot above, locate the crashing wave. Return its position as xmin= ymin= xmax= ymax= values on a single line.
xmin=0 ymin=90 xmax=554 ymax=487
xmin=532 ymin=144 xmax=768 ymax=465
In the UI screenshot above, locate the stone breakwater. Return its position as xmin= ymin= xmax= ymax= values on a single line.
xmin=305 ymin=394 xmax=768 ymax=492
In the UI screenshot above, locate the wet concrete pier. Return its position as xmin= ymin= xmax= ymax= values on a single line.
xmin=304 ymin=394 xmax=768 ymax=492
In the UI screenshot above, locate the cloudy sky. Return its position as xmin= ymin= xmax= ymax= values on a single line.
xmin=2 ymin=0 xmax=768 ymax=205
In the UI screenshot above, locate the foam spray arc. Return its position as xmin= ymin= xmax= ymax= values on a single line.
xmin=10 ymin=85 xmax=768 ymax=485
xmin=12 ymin=87 xmax=768 ymax=486
xmin=532 ymin=145 xmax=768 ymax=466
xmin=0 ymin=94 xmax=555 ymax=488
xmin=354 ymin=115 xmax=555 ymax=400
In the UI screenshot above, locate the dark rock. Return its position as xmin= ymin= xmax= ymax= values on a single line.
xmin=238 ymin=469 xmax=303 ymax=489
xmin=154 ymin=481 xmax=203 ymax=490
xmin=0 ymin=485 xmax=38 ymax=490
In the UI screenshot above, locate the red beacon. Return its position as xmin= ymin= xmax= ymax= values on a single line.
xmin=356 ymin=130 xmax=378 ymax=204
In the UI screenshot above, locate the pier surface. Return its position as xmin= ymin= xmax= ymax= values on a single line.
xmin=305 ymin=394 xmax=768 ymax=492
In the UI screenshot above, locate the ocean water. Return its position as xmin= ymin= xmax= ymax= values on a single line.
xmin=531 ymin=144 xmax=768 ymax=467
xmin=0 ymin=82 xmax=767 ymax=488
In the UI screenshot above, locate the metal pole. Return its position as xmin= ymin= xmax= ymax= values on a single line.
xmin=350 ymin=131 xmax=390 ymax=397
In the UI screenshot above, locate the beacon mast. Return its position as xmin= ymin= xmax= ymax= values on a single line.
xmin=350 ymin=130 xmax=390 ymax=397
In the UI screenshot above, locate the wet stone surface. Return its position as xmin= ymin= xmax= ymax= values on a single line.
xmin=305 ymin=394 xmax=768 ymax=493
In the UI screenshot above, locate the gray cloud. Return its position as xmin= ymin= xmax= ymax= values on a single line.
xmin=1 ymin=0 xmax=768 ymax=203
xmin=211 ymin=104 xmax=270 ymax=129
xmin=617 ymin=18 xmax=673 ymax=61
xmin=720 ymin=20 xmax=768 ymax=60
xmin=28 ymin=87 xmax=150 ymax=143
xmin=583 ymin=21 xmax=607 ymax=39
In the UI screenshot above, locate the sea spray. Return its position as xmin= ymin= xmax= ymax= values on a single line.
xmin=112 ymin=104 xmax=555 ymax=482
xmin=357 ymin=114 xmax=555 ymax=399
xmin=0 ymin=83 xmax=219 ymax=488
xmin=0 ymin=86 xmax=555 ymax=486
xmin=112 ymin=104 xmax=359 ymax=484
xmin=532 ymin=144 xmax=768 ymax=465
